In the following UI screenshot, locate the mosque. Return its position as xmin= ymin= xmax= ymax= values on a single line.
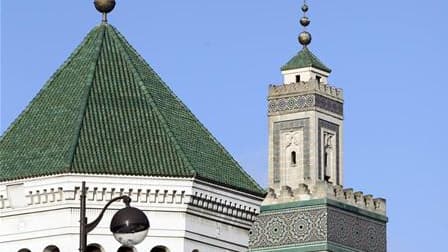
xmin=0 ymin=1 xmax=387 ymax=252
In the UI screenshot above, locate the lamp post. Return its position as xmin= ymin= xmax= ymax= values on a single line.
xmin=79 ymin=181 xmax=150 ymax=252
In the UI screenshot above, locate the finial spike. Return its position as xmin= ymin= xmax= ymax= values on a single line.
xmin=94 ymin=0 xmax=116 ymax=23
xmin=298 ymin=0 xmax=312 ymax=47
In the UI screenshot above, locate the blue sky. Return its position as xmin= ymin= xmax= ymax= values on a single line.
xmin=1 ymin=1 xmax=447 ymax=250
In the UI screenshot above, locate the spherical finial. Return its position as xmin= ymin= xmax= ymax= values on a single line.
xmin=94 ymin=0 xmax=116 ymax=14
xmin=301 ymin=4 xmax=309 ymax=13
xmin=300 ymin=17 xmax=310 ymax=27
xmin=298 ymin=31 xmax=312 ymax=46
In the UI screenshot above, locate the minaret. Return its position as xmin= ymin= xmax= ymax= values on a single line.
xmin=267 ymin=0 xmax=343 ymax=197
xmin=249 ymin=2 xmax=387 ymax=251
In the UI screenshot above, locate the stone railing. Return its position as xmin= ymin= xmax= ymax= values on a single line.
xmin=269 ymin=80 xmax=343 ymax=101
xmin=263 ymin=181 xmax=386 ymax=215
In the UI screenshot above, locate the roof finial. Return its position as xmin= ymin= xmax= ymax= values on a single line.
xmin=298 ymin=0 xmax=312 ymax=47
xmin=94 ymin=0 xmax=116 ymax=23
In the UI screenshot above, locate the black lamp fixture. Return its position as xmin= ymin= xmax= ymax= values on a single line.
xmin=79 ymin=181 xmax=150 ymax=252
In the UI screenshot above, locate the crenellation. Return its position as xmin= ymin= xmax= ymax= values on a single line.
xmin=293 ymin=183 xmax=311 ymax=201
xmin=334 ymin=185 xmax=344 ymax=200
xmin=35 ymin=190 xmax=41 ymax=204
xmin=364 ymin=194 xmax=374 ymax=209
xmin=263 ymin=182 xmax=386 ymax=216
xmin=354 ymin=191 xmax=364 ymax=206
xmin=279 ymin=186 xmax=294 ymax=201
xmin=27 ymin=191 xmax=33 ymax=205
xmin=343 ymin=188 xmax=355 ymax=204
xmin=374 ymin=198 xmax=387 ymax=213
xmin=268 ymin=80 xmax=343 ymax=101
xmin=49 ymin=188 xmax=55 ymax=202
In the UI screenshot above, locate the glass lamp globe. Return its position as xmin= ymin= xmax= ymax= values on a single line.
xmin=110 ymin=207 xmax=150 ymax=246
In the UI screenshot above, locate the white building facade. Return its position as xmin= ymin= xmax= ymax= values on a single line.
xmin=1 ymin=175 xmax=263 ymax=252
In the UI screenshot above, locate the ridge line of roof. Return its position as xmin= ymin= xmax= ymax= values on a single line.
xmin=107 ymin=25 xmax=197 ymax=177
xmin=67 ymin=25 xmax=107 ymax=171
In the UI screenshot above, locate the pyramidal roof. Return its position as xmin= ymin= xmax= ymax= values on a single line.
xmin=281 ymin=46 xmax=331 ymax=73
xmin=0 ymin=24 xmax=264 ymax=196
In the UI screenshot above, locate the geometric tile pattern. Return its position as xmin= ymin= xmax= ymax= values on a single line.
xmin=328 ymin=207 xmax=387 ymax=252
xmin=249 ymin=207 xmax=327 ymax=248
xmin=249 ymin=204 xmax=386 ymax=252
xmin=273 ymin=119 xmax=310 ymax=182
xmin=268 ymin=94 xmax=343 ymax=116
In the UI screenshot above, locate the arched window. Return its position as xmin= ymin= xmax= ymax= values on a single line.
xmin=291 ymin=151 xmax=297 ymax=165
xmin=117 ymin=246 xmax=136 ymax=252
xmin=43 ymin=246 xmax=60 ymax=252
xmin=18 ymin=249 xmax=31 ymax=252
xmin=86 ymin=243 xmax=104 ymax=252
xmin=192 ymin=250 xmax=199 ymax=252
xmin=150 ymin=246 xmax=170 ymax=252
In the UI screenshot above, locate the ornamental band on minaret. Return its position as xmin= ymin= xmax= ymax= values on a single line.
xmin=249 ymin=1 xmax=388 ymax=251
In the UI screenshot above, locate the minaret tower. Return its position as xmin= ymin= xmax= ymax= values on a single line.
xmin=267 ymin=0 xmax=343 ymax=195
xmin=249 ymin=2 xmax=388 ymax=251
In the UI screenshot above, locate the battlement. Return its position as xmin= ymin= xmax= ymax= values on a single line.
xmin=269 ymin=80 xmax=343 ymax=101
xmin=263 ymin=181 xmax=386 ymax=216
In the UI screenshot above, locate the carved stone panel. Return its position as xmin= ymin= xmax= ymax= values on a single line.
xmin=318 ymin=119 xmax=340 ymax=183
xmin=273 ymin=119 xmax=310 ymax=183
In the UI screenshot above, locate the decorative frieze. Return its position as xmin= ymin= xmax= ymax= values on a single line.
xmin=189 ymin=192 xmax=258 ymax=221
xmin=268 ymin=94 xmax=343 ymax=116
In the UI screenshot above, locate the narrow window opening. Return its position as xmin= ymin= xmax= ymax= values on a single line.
xmin=117 ymin=246 xmax=134 ymax=252
xmin=43 ymin=246 xmax=60 ymax=252
xmin=151 ymin=246 xmax=169 ymax=252
xmin=295 ymin=75 xmax=301 ymax=83
xmin=316 ymin=76 xmax=322 ymax=83
xmin=291 ymin=151 xmax=297 ymax=165
xmin=324 ymin=151 xmax=330 ymax=182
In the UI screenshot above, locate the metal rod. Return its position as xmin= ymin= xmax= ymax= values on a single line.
xmin=79 ymin=181 xmax=87 ymax=252
xmin=78 ymin=181 xmax=132 ymax=252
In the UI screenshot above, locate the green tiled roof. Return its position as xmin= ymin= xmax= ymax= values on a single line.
xmin=0 ymin=24 xmax=264 ymax=196
xmin=281 ymin=47 xmax=331 ymax=73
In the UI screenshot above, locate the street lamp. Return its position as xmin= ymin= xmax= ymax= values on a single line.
xmin=79 ymin=182 xmax=150 ymax=252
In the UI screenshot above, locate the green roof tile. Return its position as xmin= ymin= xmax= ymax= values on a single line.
xmin=281 ymin=46 xmax=331 ymax=73
xmin=0 ymin=24 xmax=265 ymax=196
